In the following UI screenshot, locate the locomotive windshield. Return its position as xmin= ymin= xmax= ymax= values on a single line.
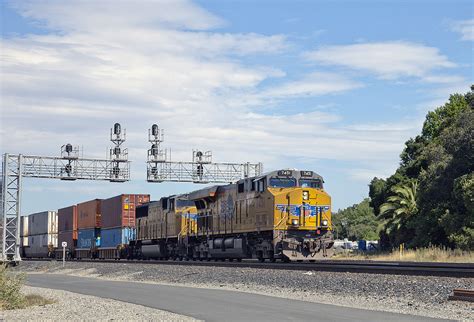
xmin=299 ymin=179 xmax=322 ymax=188
xmin=176 ymin=199 xmax=195 ymax=208
xmin=269 ymin=177 xmax=297 ymax=188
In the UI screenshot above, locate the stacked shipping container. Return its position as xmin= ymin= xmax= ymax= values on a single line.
xmin=21 ymin=193 xmax=150 ymax=259
xmin=20 ymin=215 xmax=29 ymax=247
xmin=100 ymin=194 xmax=150 ymax=249
xmin=58 ymin=205 xmax=77 ymax=251
xmin=22 ymin=211 xmax=58 ymax=257
xmin=77 ymin=199 xmax=102 ymax=249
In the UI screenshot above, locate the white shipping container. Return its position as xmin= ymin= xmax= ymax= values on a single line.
xmin=24 ymin=233 xmax=58 ymax=258
xmin=28 ymin=211 xmax=58 ymax=235
xmin=21 ymin=236 xmax=29 ymax=247
xmin=20 ymin=216 xmax=29 ymax=237
xmin=28 ymin=233 xmax=58 ymax=248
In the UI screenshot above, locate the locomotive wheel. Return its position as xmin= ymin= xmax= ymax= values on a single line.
xmin=268 ymin=251 xmax=276 ymax=263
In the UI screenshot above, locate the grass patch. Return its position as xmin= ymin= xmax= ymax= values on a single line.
xmin=334 ymin=246 xmax=473 ymax=263
xmin=0 ymin=264 xmax=26 ymax=310
xmin=24 ymin=294 xmax=54 ymax=307
xmin=0 ymin=265 xmax=54 ymax=310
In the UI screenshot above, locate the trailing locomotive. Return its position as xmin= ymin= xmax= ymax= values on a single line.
xmin=135 ymin=169 xmax=334 ymax=261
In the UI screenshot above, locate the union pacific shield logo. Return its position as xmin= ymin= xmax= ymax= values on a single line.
xmin=275 ymin=204 xmax=330 ymax=217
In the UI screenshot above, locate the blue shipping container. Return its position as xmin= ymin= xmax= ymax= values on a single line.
xmin=78 ymin=229 xmax=100 ymax=248
xmin=101 ymin=227 xmax=136 ymax=248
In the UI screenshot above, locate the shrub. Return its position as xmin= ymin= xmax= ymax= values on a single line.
xmin=0 ymin=264 xmax=26 ymax=310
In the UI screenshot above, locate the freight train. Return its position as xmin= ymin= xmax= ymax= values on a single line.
xmin=20 ymin=169 xmax=334 ymax=262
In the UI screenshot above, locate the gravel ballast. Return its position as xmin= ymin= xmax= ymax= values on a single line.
xmin=1 ymin=285 xmax=196 ymax=321
xmin=17 ymin=261 xmax=474 ymax=321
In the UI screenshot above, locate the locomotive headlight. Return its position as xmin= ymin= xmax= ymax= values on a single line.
xmin=302 ymin=191 xmax=309 ymax=200
xmin=291 ymin=219 xmax=299 ymax=226
xmin=321 ymin=219 xmax=328 ymax=227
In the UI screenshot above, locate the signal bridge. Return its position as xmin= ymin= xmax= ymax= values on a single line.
xmin=1 ymin=123 xmax=130 ymax=262
xmin=146 ymin=124 xmax=263 ymax=183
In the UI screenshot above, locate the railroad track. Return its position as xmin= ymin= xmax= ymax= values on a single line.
xmin=23 ymin=258 xmax=474 ymax=278
xmin=449 ymin=289 xmax=474 ymax=302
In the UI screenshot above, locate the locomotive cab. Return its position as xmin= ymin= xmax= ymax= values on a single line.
xmin=264 ymin=170 xmax=334 ymax=260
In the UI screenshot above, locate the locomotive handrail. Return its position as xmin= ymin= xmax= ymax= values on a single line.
xmin=274 ymin=209 xmax=290 ymax=229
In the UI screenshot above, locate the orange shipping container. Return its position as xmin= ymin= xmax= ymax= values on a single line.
xmin=101 ymin=194 xmax=150 ymax=228
xmin=77 ymin=199 xmax=101 ymax=229
xmin=58 ymin=205 xmax=77 ymax=232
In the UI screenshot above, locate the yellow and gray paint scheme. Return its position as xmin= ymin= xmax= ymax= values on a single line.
xmin=136 ymin=169 xmax=333 ymax=261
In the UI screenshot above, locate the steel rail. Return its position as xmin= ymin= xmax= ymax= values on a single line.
xmin=22 ymin=258 xmax=474 ymax=278
xmin=449 ymin=289 xmax=474 ymax=302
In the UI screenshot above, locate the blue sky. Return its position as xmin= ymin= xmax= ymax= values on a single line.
xmin=1 ymin=0 xmax=472 ymax=214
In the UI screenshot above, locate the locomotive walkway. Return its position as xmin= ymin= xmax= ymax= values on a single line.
xmin=27 ymin=274 xmax=445 ymax=321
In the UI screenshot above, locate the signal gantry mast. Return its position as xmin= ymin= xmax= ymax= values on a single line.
xmin=146 ymin=124 xmax=262 ymax=183
xmin=0 ymin=123 xmax=131 ymax=263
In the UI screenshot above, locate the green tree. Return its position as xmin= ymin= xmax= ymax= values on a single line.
xmin=368 ymin=177 xmax=387 ymax=217
xmin=415 ymin=107 xmax=474 ymax=248
xmin=379 ymin=180 xmax=418 ymax=243
xmin=421 ymin=93 xmax=468 ymax=140
xmin=369 ymin=85 xmax=473 ymax=250
xmin=332 ymin=198 xmax=380 ymax=241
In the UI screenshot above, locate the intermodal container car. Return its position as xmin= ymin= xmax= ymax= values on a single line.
xmin=58 ymin=205 xmax=77 ymax=232
xmin=27 ymin=211 xmax=58 ymax=235
xmin=77 ymin=199 xmax=101 ymax=229
xmin=77 ymin=228 xmax=100 ymax=248
xmin=100 ymin=227 xmax=136 ymax=248
xmin=101 ymin=194 xmax=150 ymax=228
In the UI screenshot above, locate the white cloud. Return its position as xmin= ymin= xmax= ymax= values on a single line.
xmin=421 ymin=75 xmax=466 ymax=84
xmin=303 ymin=41 xmax=455 ymax=80
xmin=9 ymin=0 xmax=225 ymax=31
xmin=258 ymin=72 xmax=362 ymax=99
xmin=450 ymin=19 xmax=474 ymax=41
xmin=1 ymin=0 xmax=419 ymax=190
xmin=348 ymin=167 xmax=396 ymax=183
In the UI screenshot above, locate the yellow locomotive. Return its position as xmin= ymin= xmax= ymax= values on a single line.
xmin=136 ymin=169 xmax=334 ymax=261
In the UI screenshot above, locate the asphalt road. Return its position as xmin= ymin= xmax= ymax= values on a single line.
xmin=27 ymin=274 xmax=446 ymax=322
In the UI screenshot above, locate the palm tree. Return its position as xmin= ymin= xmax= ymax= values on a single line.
xmin=379 ymin=180 xmax=418 ymax=232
